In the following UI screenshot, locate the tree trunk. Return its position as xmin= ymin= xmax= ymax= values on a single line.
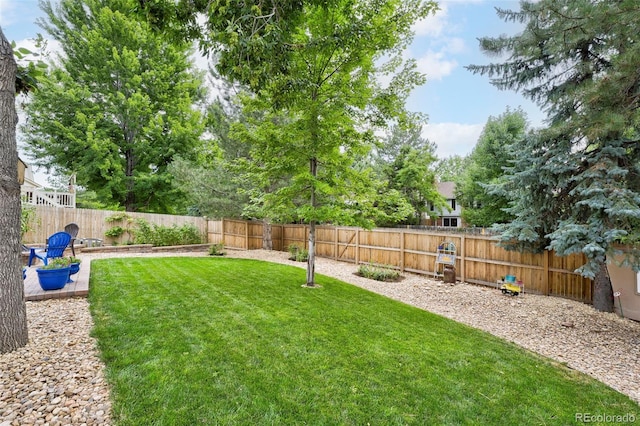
xmin=262 ymin=218 xmax=272 ymax=250
xmin=306 ymin=220 xmax=316 ymax=286
xmin=306 ymin=157 xmax=317 ymax=286
xmin=0 ymin=28 xmax=29 ymax=353
xmin=124 ymin=147 xmax=136 ymax=211
xmin=593 ymin=258 xmax=614 ymax=313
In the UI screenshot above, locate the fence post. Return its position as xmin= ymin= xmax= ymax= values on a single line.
xmin=334 ymin=227 xmax=338 ymax=260
xmin=400 ymin=230 xmax=405 ymax=273
xmin=460 ymin=234 xmax=466 ymax=283
xmin=355 ymin=229 xmax=360 ymax=265
xmin=245 ymin=220 xmax=249 ymax=250
xmin=543 ymin=250 xmax=550 ymax=295
xmin=221 ymin=218 xmax=225 ymax=245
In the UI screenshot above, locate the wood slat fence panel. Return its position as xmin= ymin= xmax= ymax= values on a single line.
xmin=206 ymin=219 xmax=594 ymax=304
xmin=24 ymin=210 xmax=593 ymax=303
xmin=23 ymin=206 xmax=207 ymax=245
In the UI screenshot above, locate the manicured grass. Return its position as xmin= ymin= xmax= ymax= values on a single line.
xmin=88 ymin=257 xmax=638 ymax=425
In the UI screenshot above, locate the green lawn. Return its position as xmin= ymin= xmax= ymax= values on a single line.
xmin=88 ymin=257 xmax=638 ymax=425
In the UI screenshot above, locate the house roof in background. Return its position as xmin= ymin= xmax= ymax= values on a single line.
xmin=437 ymin=182 xmax=456 ymax=199
xmin=20 ymin=159 xmax=44 ymax=189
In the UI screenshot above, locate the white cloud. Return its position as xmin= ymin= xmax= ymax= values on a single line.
xmin=412 ymin=4 xmax=449 ymax=38
xmin=422 ymin=122 xmax=483 ymax=158
xmin=444 ymin=37 xmax=465 ymax=54
xmin=416 ymin=51 xmax=457 ymax=81
xmin=411 ymin=2 xmax=466 ymax=82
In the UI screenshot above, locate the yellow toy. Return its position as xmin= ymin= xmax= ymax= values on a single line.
xmin=501 ymin=282 xmax=522 ymax=296
xmin=499 ymin=275 xmax=523 ymax=296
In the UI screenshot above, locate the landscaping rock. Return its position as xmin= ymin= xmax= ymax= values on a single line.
xmin=0 ymin=298 xmax=111 ymax=425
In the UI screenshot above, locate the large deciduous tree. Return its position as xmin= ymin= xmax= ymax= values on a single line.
xmin=373 ymin=116 xmax=446 ymax=226
xmin=169 ymin=89 xmax=252 ymax=219
xmin=455 ymin=108 xmax=528 ymax=227
xmin=23 ymin=0 xmax=205 ymax=212
xmin=383 ymin=146 xmax=443 ymax=226
xmin=0 ymin=27 xmax=28 ymax=353
xmin=231 ymin=1 xmax=436 ymax=285
xmin=467 ymin=0 xmax=640 ymax=312
xmin=137 ymin=0 xmax=436 ymax=284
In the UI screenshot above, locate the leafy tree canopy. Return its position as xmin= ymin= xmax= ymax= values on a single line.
xmin=233 ymin=1 xmax=435 ymax=217
xmin=170 ymin=77 xmax=253 ymax=219
xmin=228 ymin=0 xmax=436 ymax=284
xmin=23 ymin=0 xmax=206 ymax=213
xmin=434 ymin=155 xmax=469 ymax=183
xmin=373 ymin=117 xmax=445 ymax=226
xmin=455 ymin=108 xmax=528 ymax=227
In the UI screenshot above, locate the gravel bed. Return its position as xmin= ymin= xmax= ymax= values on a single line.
xmin=0 ymin=298 xmax=110 ymax=426
xmin=2 ymin=249 xmax=638 ymax=425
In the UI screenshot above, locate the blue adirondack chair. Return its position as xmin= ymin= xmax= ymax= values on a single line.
xmin=28 ymin=231 xmax=72 ymax=266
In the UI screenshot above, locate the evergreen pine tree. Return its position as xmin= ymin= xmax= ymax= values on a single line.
xmin=468 ymin=0 xmax=640 ymax=312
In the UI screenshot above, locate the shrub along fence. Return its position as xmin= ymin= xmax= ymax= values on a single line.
xmin=22 ymin=206 xmax=207 ymax=246
xmin=209 ymin=219 xmax=594 ymax=304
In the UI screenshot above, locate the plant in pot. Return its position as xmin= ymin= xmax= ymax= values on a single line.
xmin=67 ymin=256 xmax=82 ymax=282
xmin=36 ymin=257 xmax=71 ymax=291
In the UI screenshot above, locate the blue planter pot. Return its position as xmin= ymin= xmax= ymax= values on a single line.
xmin=67 ymin=263 xmax=80 ymax=283
xmin=37 ymin=267 xmax=70 ymax=291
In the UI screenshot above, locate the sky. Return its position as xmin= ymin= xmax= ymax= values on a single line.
xmin=0 ymin=0 xmax=545 ymax=182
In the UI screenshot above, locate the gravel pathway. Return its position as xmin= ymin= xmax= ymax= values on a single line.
xmin=1 ymin=250 xmax=638 ymax=425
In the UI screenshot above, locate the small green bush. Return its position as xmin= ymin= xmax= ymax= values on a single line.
xmin=104 ymin=213 xmax=134 ymax=243
xmin=288 ymin=244 xmax=308 ymax=262
xmin=105 ymin=212 xmax=131 ymax=223
xmin=133 ymin=219 xmax=204 ymax=247
xmin=21 ymin=205 xmax=38 ymax=238
xmin=208 ymin=243 xmax=225 ymax=256
xmin=105 ymin=226 xmax=124 ymax=238
xmin=288 ymin=244 xmax=299 ymax=258
xmin=295 ymin=249 xmax=309 ymax=262
xmin=357 ymin=263 xmax=400 ymax=282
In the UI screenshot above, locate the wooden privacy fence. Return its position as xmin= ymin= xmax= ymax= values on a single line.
xmin=209 ymin=219 xmax=594 ymax=304
xmin=22 ymin=206 xmax=207 ymax=246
